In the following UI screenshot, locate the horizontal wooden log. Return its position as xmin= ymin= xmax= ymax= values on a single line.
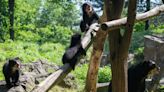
xmin=32 ymin=23 xmax=100 ymax=92
xmin=81 ymin=23 xmax=100 ymax=49
xmin=101 ymin=5 xmax=164 ymax=31
xmin=32 ymin=64 xmax=71 ymax=92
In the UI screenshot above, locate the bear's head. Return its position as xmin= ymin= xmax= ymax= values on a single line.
xmin=143 ymin=60 xmax=160 ymax=77
xmin=70 ymin=33 xmax=81 ymax=47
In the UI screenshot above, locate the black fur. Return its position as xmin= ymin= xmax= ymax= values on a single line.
xmin=3 ymin=57 xmax=20 ymax=88
xmin=80 ymin=3 xmax=99 ymax=32
xmin=108 ymin=60 xmax=159 ymax=92
xmin=62 ymin=34 xmax=86 ymax=70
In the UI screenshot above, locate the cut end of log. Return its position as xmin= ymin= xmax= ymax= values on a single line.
xmin=101 ymin=23 xmax=108 ymax=31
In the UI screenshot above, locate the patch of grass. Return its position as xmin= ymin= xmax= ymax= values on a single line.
xmin=0 ymin=40 xmax=65 ymax=64
xmin=72 ymin=64 xmax=88 ymax=90
xmin=0 ymin=62 xmax=5 ymax=80
xmin=48 ymin=86 xmax=77 ymax=92
xmin=72 ymin=64 xmax=112 ymax=90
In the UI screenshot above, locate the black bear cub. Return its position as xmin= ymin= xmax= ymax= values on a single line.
xmin=80 ymin=3 xmax=99 ymax=33
xmin=3 ymin=57 xmax=20 ymax=88
xmin=62 ymin=33 xmax=86 ymax=70
xmin=108 ymin=60 xmax=159 ymax=92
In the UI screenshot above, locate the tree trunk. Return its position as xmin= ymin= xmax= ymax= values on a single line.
xmin=85 ymin=2 xmax=108 ymax=92
xmin=145 ymin=0 xmax=150 ymax=30
xmin=107 ymin=0 xmax=137 ymax=92
xmin=106 ymin=0 xmax=127 ymax=92
xmin=8 ymin=0 xmax=15 ymax=40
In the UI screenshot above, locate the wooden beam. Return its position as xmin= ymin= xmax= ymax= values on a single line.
xmin=101 ymin=5 xmax=164 ymax=31
xmin=32 ymin=24 xmax=99 ymax=92
xmin=32 ymin=64 xmax=71 ymax=92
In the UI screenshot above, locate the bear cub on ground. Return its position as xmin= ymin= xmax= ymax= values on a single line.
xmin=108 ymin=60 xmax=159 ymax=92
xmin=3 ymin=57 xmax=20 ymax=88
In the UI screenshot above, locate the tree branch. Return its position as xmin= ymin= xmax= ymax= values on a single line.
xmin=101 ymin=5 xmax=164 ymax=31
xmin=121 ymin=0 xmax=137 ymax=52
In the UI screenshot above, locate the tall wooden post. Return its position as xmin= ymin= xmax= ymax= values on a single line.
xmin=107 ymin=0 xmax=126 ymax=92
xmin=108 ymin=0 xmax=137 ymax=92
xmin=85 ymin=2 xmax=108 ymax=92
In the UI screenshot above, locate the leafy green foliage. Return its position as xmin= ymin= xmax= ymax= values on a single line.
xmin=160 ymin=85 xmax=164 ymax=91
xmin=46 ymin=25 xmax=73 ymax=44
xmin=72 ymin=64 xmax=112 ymax=89
xmin=14 ymin=0 xmax=77 ymax=45
xmin=15 ymin=0 xmax=40 ymax=26
xmin=151 ymin=24 xmax=164 ymax=34
xmin=16 ymin=30 xmax=41 ymax=42
xmin=130 ymin=22 xmax=164 ymax=53
xmin=35 ymin=0 xmax=80 ymax=28
xmin=98 ymin=66 xmax=111 ymax=83
xmin=129 ymin=22 xmax=152 ymax=53
xmin=72 ymin=64 xmax=88 ymax=85
xmin=0 ymin=62 xmax=5 ymax=80
xmin=0 ymin=0 xmax=9 ymax=42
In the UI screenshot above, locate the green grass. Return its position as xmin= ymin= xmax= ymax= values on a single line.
xmin=0 ymin=40 xmax=65 ymax=80
xmin=0 ymin=40 xmax=65 ymax=64
xmin=72 ymin=64 xmax=88 ymax=90
xmin=72 ymin=64 xmax=111 ymax=90
xmin=0 ymin=62 xmax=5 ymax=80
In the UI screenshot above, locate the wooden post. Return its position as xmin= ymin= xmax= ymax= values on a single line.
xmin=108 ymin=0 xmax=137 ymax=92
xmin=106 ymin=0 xmax=126 ymax=92
xmin=85 ymin=2 xmax=108 ymax=92
xmin=108 ymin=0 xmax=137 ymax=91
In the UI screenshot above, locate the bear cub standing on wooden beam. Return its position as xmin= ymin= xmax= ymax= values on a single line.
xmin=3 ymin=57 xmax=20 ymax=88
xmin=62 ymin=33 xmax=86 ymax=70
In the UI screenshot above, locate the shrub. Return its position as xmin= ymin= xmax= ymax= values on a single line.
xmin=98 ymin=66 xmax=111 ymax=83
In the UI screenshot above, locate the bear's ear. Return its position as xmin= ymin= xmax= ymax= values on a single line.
xmin=9 ymin=59 xmax=16 ymax=65
xmin=143 ymin=60 xmax=154 ymax=68
xmin=143 ymin=60 xmax=155 ymax=65
xmin=143 ymin=60 xmax=149 ymax=65
xmin=147 ymin=60 xmax=156 ymax=66
xmin=145 ymin=60 xmax=158 ymax=70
